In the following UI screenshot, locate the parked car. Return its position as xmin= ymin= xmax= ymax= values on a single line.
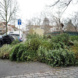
xmin=0 ymin=35 xmax=3 ymax=47
xmin=0 ymin=34 xmax=15 ymax=47
xmin=8 ymin=31 xmax=23 ymax=42
xmin=2 ymin=35 xmax=14 ymax=44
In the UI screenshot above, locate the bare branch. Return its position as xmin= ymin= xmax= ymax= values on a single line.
xmin=0 ymin=0 xmax=18 ymax=35
xmin=8 ymin=6 xmax=17 ymax=22
xmin=0 ymin=2 xmax=5 ymax=9
xmin=0 ymin=12 xmax=6 ymax=21
xmin=49 ymin=0 xmax=60 ymax=7
xmin=61 ymin=0 xmax=72 ymax=16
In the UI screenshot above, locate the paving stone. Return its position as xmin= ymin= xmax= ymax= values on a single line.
xmin=49 ymin=73 xmax=54 ymax=76
xmin=17 ymin=75 xmax=24 ymax=77
xmin=32 ymin=74 xmax=39 ymax=78
xmin=40 ymin=77 xmax=45 ymax=78
xmin=34 ymin=77 xmax=40 ymax=78
xmin=5 ymin=76 xmax=11 ymax=78
xmin=45 ymin=76 xmax=52 ymax=78
xmin=1 ymin=77 xmax=5 ymax=78
xmin=29 ymin=73 xmax=34 ymax=76
xmin=68 ymin=76 xmax=74 ymax=78
xmin=35 ymin=73 xmax=41 ymax=75
xmin=2 ymin=67 xmax=78 ymax=78
xmin=20 ymin=76 xmax=27 ymax=78
xmin=10 ymin=75 xmax=18 ymax=78
xmin=74 ymin=75 xmax=78 ymax=78
xmin=52 ymin=76 xmax=58 ymax=78
xmin=38 ymin=73 xmax=44 ymax=77
xmin=16 ymin=77 xmax=21 ymax=78
xmin=43 ymin=73 xmax=50 ymax=76
xmin=26 ymin=75 xmax=32 ymax=78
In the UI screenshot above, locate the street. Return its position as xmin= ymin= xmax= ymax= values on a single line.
xmin=0 ymin=60 xmax=78 ymax=78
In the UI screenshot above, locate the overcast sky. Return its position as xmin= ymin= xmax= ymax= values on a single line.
xmin=16 ymin=0 xmax=78 ymax=29
xmin=16 ymin=0 xmax=55 ymax=29
xmin=17 ymin=0 xmax=78 ymax=19
xmin=17 ymin=0 xmax=54 ymax=20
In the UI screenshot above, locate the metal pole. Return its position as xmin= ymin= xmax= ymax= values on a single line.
xmin=19 ymin=25 xmax=20 ymax=38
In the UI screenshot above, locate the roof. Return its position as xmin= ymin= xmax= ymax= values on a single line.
xmin=43 ymin=17 xmax=49 ymax=22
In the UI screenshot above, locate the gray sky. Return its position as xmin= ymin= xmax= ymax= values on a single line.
xmin=17 ymin=0 xmax=78 ymax=19
xmin=16 ymin=0 xmax=55 ymax=29
xmin=16 ymin=0 xmax=78 ymax=29
xmin=17 ymin=0 xmax=56 ymax=20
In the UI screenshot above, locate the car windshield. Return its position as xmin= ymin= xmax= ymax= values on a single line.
xmin=11 ymin=34 xmax=19 ymax=36
xmin=10 ymin=34 xmax=19 ymax=39
xmin=0 ymin=35 xmax=2 ymax=38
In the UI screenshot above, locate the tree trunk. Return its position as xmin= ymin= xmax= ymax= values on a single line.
xmin=6 ymin=15 xmax=8 ymax=35
xmin=59 ymin=19 xmax=64 ymax=34
xmin=6 ymin=8 xmax=8 ymax=35
xmin=6 ymin=22 xmax=8 ymax=35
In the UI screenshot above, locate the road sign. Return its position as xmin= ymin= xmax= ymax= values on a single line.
xmin=18 ymin=19 xmax=22 ymax=25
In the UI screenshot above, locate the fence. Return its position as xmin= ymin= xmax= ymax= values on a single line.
xmin=48 ymin=31 xmax=78 ymax=36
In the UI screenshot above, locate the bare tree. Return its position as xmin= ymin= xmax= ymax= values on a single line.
xmin=0 ymin=0 xmax=18 ymax=35
xmin=49 ymin=0 xmax=72 ymax=9
xmin=72 ymin=12 xmax=78 ymax=32
xmin=26 ymin=17 xmax=42 ymax=30
xmin=48 ymin=0 xmax=74 ymax=32
xmin=30 ymin=17 xmax=42 ymax=26
xmin=26 ymin=20 xmax=33 ymax=30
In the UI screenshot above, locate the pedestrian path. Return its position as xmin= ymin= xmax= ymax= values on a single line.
xmin=2 ymin=67 xmax=78 ymax=78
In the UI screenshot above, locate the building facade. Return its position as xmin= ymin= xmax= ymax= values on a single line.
xmin=0 ymin=22 xmax=18 ymax=35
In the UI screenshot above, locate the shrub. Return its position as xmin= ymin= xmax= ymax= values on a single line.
xmin=40 ymin=39 xmax=52 ymax=50
xmin=25 ymin=38 xmax=41 ymax=51
xmin=43 ymin=35 xmax=48 ymax=39
xmin=37 ymin=46 xmax=48 ymax=63
xmin=20 ymin=50 xmax=37 ymax=61
xmin=50 ymin=33 xmax=72 ymax=49
xmin=47 ymin=35 xmax=52 ymax=39
xmin=50 ymin=42 xmax=66 ymax=50
xmin=71 ymin=46 xmax=78 ymax=59
xmin=0 ymin=44 xmax=12 ymax=59
xmin=16 ymin=44 xmax=27 ymax=61
xmin=43 ymin=34 xmax=52 ymax=39
xmin=37 ymin=47 xmax=75 ymax=66
xmin=70 ymin=41 xmax=78 ymax=60
xmin=40 ymin=39 xmax=66 ymax=50
xmin=51 ymin=33 xmax=70 ymax=46
xmin=73 ymin=40 xmax=78 ymax=47
xmin=27 ymin=33 xmax=42 ymax=40
xmin=10 ymin=43 xmax=37 ymax=62
xmin=70 ymin=36 xmax=78 ymax=41
xmin=11 ymin=39 xmax=20 ymax=45
xmin=9 ymin=43 xmax=27 ymax=61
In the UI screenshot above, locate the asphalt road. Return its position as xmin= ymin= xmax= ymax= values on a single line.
xmin=0 ymin=60 xmax=52 ymax=77
xmin=1 ymin=60 xmax=78 ymax=78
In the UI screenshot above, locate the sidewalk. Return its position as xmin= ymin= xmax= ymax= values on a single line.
xmin=3 ymin=69 xmax=78 ymax=78
xmin=0 ymin=60 xmax=78 ymax=78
